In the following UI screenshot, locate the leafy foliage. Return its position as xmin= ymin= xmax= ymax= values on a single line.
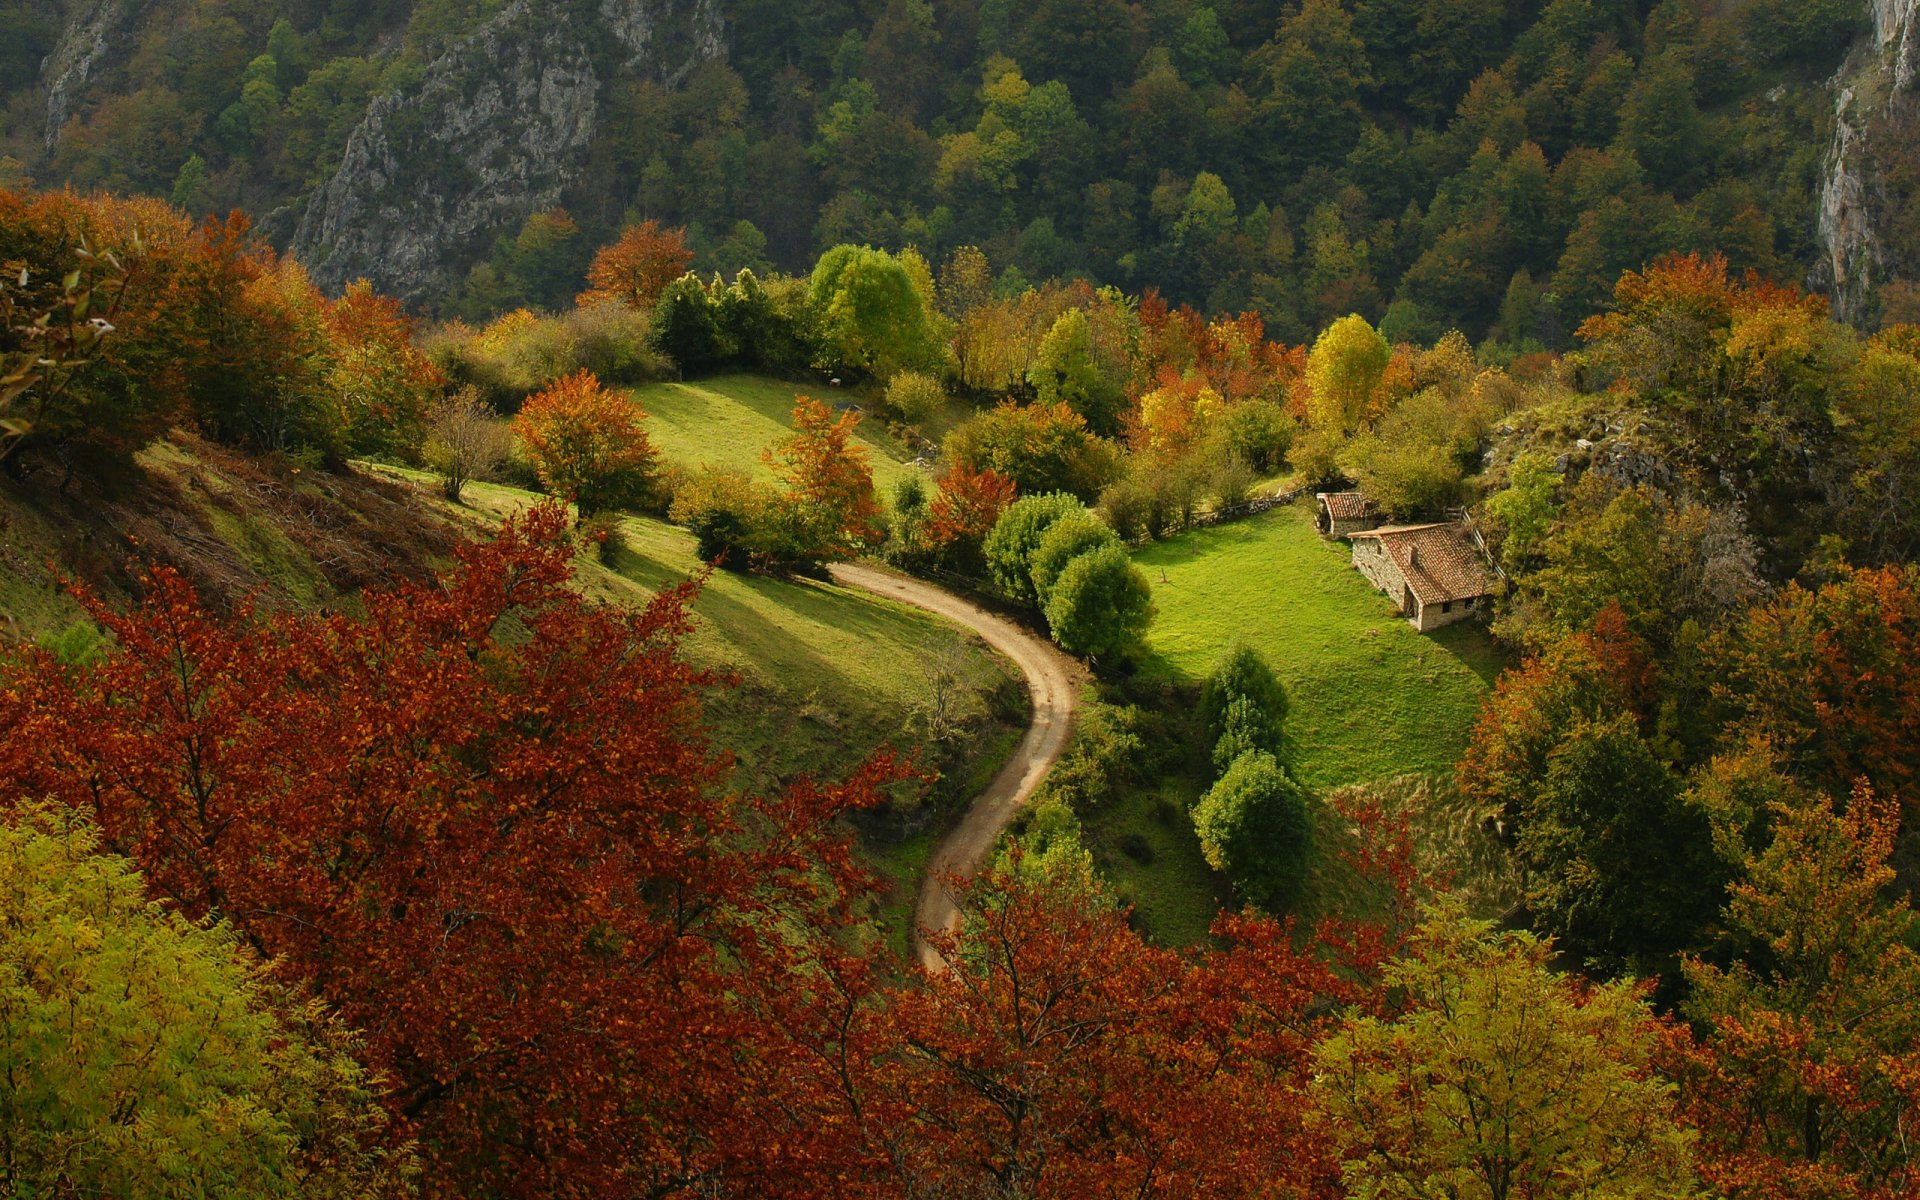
xmin=0 ymin=505 xmax=900 ymax=1199
xmin=1192 ymin=749 xmax=1313 ymax=912
xmin=512 ymin=368 xmax=660 ymax=517
xmin=0 ymin=804 xmax=411 ymax=1198
xmin=1314 ymin=901 xmax=1702 ymax=1200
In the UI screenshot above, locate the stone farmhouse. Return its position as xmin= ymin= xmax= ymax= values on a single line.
xmin=1315 ymin=491 xmax=1381 ymax=539
xmin=1348 ymin=522 xmax=1495 ymax=633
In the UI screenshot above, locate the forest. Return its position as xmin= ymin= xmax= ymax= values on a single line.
xmin=3 ymin=1 xmax=1920 ymax=1198
xmin=3 ymin=0 xmax=1913 ymax=332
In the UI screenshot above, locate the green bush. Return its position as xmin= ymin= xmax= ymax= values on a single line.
xmin=983 ymin=492 xmax=1083 ymax=607
xmin=1029 ymin=511 xmax=1121 ymax=602
xmin=884 ymin=370 xmax=947 ymax=426
xmin=1035 ymin=699 xmax=1152 ymax=812
xmin=1191 ymin=750 xmax=1314 ymax=912
xmin=1200 ymin=643 xmax=1290 ymax=767
xmin=1043 ymin=543 xmax=1153 ymax=659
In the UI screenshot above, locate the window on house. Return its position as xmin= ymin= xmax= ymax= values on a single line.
xmin=1442 ymin=601 xmax=1453 ymax=614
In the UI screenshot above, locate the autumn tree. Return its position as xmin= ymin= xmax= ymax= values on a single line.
xmin=945 ymin=400 xmax=1119 ymax=499
xmin=1313 ymin=900 xmax=1702 ymax=1200
xmin=1676 ymin=792 xmax=1920 ymax=1199
xmin=1304 ymin=313 xmax=1391 ymax=435
xmin=325 ymin=278 xmax=443 ymax=460
xmin=423 ymin=386 xmax=511 ymax=502
xmin=578 ymin=219 xmax=694 ymax=310
xmin=0 ymin=506 xmax=898 ymax=1200
xmin=926 ymin=461 xmax=1015 ymax=559
xmin=0 ymin=803 xmax=410 ymax=1198
xmin=512 ymin=368 xmax=659 ymax=518
xmin=866 ymin=865 xmax=1346 ymax=1199
xmin=1716 ymin=566 xmax=1920 ymax=824
xmin=765 ymin=395 xmax=884 ymax=560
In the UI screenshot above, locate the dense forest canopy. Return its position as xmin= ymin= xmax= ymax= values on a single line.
xmin=1 ymin=0 xmax=1905 ymax=336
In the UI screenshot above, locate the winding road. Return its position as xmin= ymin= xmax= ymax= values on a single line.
xmin=828 ymin=563 xmax=1082 ymax=973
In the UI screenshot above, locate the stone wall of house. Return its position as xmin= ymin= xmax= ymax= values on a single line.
xmin=1351 ymin=540 xmax=1409 ymax=611
xmin=1412 ymin=595 xmax=1482 ymax=633
xmin=1329 ymin=516 xmax=1381 ymax=539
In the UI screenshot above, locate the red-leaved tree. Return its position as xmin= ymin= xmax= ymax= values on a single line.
xmin=0 ymin=503 xmax=896 ymax=1199
xmin=927 ymin=462 xmax=1015 ymax=551
xmin=578 ymin=220 xmax=696 ymax=310
xmin=513 ymin=368 xmax=659 ymax=519
xmin=852 ymin=865 xmax=1355 ymax=1199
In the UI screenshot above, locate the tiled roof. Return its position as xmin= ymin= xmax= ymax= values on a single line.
xmin=1319 ymin=492 xmax=1378 ymax=521
xmin=1351 ymin=523 xmax=1494 ymax=605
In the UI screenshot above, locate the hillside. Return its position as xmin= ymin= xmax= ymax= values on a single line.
xmin=636 ymin=372 xmax=923 ymax=492
xmin=0 ymin=437 xmax=1021 ymax=816
xmin=1134 ymin=499 xmax=1503 ymax=792
xmin=7 ymin=0 xmax=1916 ymax=331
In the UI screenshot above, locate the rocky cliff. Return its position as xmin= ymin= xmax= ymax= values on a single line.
xmin=37 ymin=0 xmax=133 ymax=149
xmin=291 ymin=0 xmax=724 ymax=305
xmin=1817 ymin=0 xmax=1920 ymax=321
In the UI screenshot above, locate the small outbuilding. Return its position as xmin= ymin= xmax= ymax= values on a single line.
xmin=1348 ymin=522 xmax=1495 ymax=633
xmin=1316 ymin=492 xmax=1381 ymax=539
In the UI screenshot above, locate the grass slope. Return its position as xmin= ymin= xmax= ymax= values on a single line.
xmin=416 ymin=474 xmax=1021 ymax=793
xmin=1132 ymin=500 xmax=1506 ymax=792
xmin=632 ymin=373 xmax=920 ymax=494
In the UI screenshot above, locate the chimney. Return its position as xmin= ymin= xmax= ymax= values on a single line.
xmin=1409 ymin=545 xmax=1420 ymax=568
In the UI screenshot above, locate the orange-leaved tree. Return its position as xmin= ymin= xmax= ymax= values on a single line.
xmin=0 ymin=503 xmax=900 ymax=1200
xmin=513 ymin=368 xmax=659 ymax=518
xmin=1673 ymin=790 xmax=1920 ymax=1200
xmin=858 ymin=864 xmax=1353 ymax=1200
xmin=324 ymin=279 xmax=443 ymax=460
xmin=927 ymin=461 xmax=1015 ymax=551
xmin=765 ymin=395 xmax=884 ymax=560
xmin=577 ymin=219 xmax=695 ymax=310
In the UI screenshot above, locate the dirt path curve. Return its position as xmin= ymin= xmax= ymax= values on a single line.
xmin=828 ymin=563 xmax=1082 ymax=973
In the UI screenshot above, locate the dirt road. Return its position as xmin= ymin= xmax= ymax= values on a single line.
xmin=828 ymin=563 xmax=1081 ymax=973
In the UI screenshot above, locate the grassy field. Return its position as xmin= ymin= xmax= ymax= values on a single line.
xmin=406 ymin=474 xmax=1028 ymax=953
xmin=632 ymin=373 xmax=922 ymax=494
xmin=1132 ymin=500 xmax=1507 ymax=793
xmin=432 ymin=474 xmax=1021 ymax=790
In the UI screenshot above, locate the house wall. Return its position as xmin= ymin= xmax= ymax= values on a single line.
xmin=1412 ymin=595 xmax=1484 ymax=633
xmin=1351 ymin=540 xmax=1410 ymax=612
xmin=1329 ymin=516 xmax=1381 ymax=539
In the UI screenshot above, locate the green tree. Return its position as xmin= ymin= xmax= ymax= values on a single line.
xmin=1313 ymin=901 xmax=1702 ymax=1200
xmin=1042 ymin=542 xmax=1153 ymax=659
xmin=1516 ymin=713 xmax=1725 ymax=970
xmin=648 ymin=275 xmax=730 ymax=374
xmin=1251 ymin=0 xmax=1373 ymax=175
xmin=0 ymin=804 xmax=409 ymax=1198
xmin=984 ymin=491 xmax=1084 ymax=606
xmin=1029 ymin=509 xmax=1121 ymax=601
xmin=808 ymin=244 xmax=946 ymax=377
xmin=1305 ymin=313 xmax=1391 ymax=435
xmin=1027 ymin=308 xmax=1125 ymax=435
xmin=1199 ymin=644 xmax=1291 ymax=770
xmin=1190 ymin=750 xmax=1313 ymax=911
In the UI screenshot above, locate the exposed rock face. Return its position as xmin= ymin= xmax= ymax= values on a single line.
xmin=292 ymin=0 xmax=724 ymax=305
xmin=1817 ymin=0 xmax=1920 ymax=321
xmin=38 ymin=0 xmax=132 ymax=149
